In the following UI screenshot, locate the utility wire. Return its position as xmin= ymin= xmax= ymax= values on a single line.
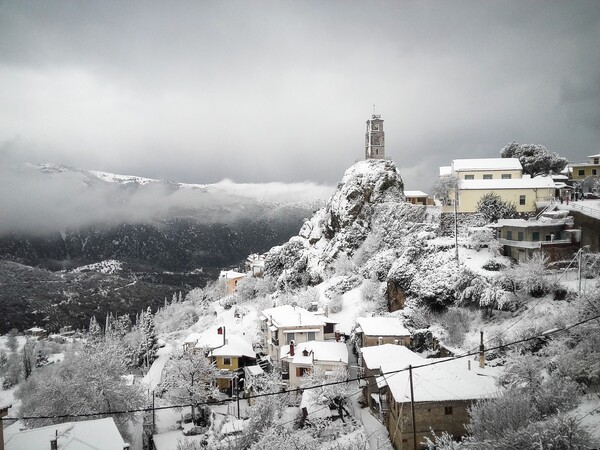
xmin=4 ymin=311 xmax=600 ymax=422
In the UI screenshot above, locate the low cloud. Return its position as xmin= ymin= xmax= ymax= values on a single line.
xmin=0 ymin=158 xmax=334 ymax=235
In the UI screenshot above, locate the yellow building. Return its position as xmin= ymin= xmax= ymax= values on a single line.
xmin=449 ymin=157 xmax=523 ymax=180
xmin=438 ymin=158 xmax=556 ymax=214
xmin=450 ymin=176 xmax=556 ymax=213
xmin=570 ymin=153 xmax=600 ymax=180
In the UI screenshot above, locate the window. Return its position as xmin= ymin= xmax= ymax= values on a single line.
xmin=578 ymin=169 xmax=585 ymax=176
xmin=286 ymin=333 xmax=295 ymax=344
xmin=594 ymin=158 xmax=599 ymax=164
xmin=501 ymin=174 xmax=512 ymax=179
xmin=483 ymin=174 xmax=492 ymax=180
xmin=445 ymin=406 xmax=453 ymax=415
xmin=223 ymin=357 xmax=231 ymax=366
xmin=519 ymin=195 xmax=526 ymax=205
xmin=532 ymin=232 xmax=540 ymax=241
xmin=464 ymin=175 xmax=474 ymax=180
xmin=507 ymin=230 xmax=513 ymax=240
xmin=593 ymin=169 xmax=598 ymax=176
xmin=517 ymin=231 xmax=524 ymax=241
xmin=296 ymin=367 xmax=311 ymax=377
xmin=307 ymin=332 xmax=316 ymax=341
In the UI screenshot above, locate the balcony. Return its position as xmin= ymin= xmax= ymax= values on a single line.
xmin=497 ymin=238 xmax=572 ymax=249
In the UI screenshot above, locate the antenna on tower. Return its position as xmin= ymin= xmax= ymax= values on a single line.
xmin=372 ymin=104 xmax=376 ymax=115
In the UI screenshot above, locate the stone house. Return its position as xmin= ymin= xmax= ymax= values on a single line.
xmin=354 ymin=317 xmax=411 ymax=350
xmin=380 ymin=357 xmax=498 ymax=450
xmin=219 ymin=270 xmax=247 ymax=294
xmin=360 ymin=344 xmax=423 ymax=414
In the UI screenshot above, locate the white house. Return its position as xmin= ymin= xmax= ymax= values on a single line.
xmin=260 ymin=305 xmax=327 ymax=361
xmin=5 ymin=418 xmax=129 ymax=450
xmin=279 ymin=340 xmax=348 ymax=388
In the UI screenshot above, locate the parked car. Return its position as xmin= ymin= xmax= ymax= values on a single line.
xmin=584 ymin=192 xmax=599 ymax=199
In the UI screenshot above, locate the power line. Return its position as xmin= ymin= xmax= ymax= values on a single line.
xmin=4 ymin=311 xmax=600 ymax=422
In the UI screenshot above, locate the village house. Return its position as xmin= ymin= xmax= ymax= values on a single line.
xmin=279 ymin=340 xmax=348 ymax=388
xmin=439 ymin=158 xmax=556 ymax=214
xmin=404 ymin=190 xmax=434 ymax=206
xmin=219 ymin=270 xmax=247 ymax=294
xmin=380 ymin=356 xmax=498 ymax=450
xmin=360 ymin=344 xmax=423 ymax=415
xmin=570 ymin=153 xmax=600 ymax=181
xmin=492 ymin=211 xmax=580 ymax=263
xmin=183 ymin=327 xmax=256 ymax=394
xmin=4 ymin=417 xmax=129 ymax=450
xmin=260 ymin=304 xmax=329 ymax=361
xmin=245 ymin=253 xmax=266 ymax=277
xmin=24 ymin=327 xmax=47 ymax=338
xmin=354 ymin=316 xmax=411 ymax=350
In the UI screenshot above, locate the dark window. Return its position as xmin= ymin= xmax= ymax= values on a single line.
xmin=286 ymin=333 xmax=295 ymax=344
xmin=519 ymin=195 xmax=526 ymax=205
xmin=445 ymin=406 xmax=453 ymax=415
xmin=578 ymin=169 xmax=585 ymax=176
xmin=296 ymin=367 xmax=311 ymax=377
xmin=307 ymin=332 xmax=316 ymax=341
xmin=501 ymin=174 xmax=512 ymax=179
xmin=483 ymin=174 xmax=492 ymax=180
xmin=532 ymin=232 xmax=540 ymax=241
xmin=518 ymin=231 xmax=524 ymax=241
xmin=507 ymin=230 xmax=513 ymax=240
xmin=464 ymin=175 xmax=474 ymax=180
xmin=594 ymin=158 xmax=599 ymax=164
xmin=223 ymin=357 xmax=231 ymax=366
xmin=593 ymin=169 xmax=597 ymax=176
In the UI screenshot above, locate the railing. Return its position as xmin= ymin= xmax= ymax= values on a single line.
xmin=569 ymin=203 xmax=600 ymax=219
xmin=497 ymin=238 xmax=572 ymax=249
xmin=271 ymin=338 xmax=279 ymax=346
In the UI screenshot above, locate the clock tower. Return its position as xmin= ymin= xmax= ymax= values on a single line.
xmin=365 ymin=114 xmax=385 ymax=159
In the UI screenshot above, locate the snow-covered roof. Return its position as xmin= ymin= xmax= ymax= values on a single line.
xmin=219 ymin=270 xmax=246 ymax=280
xmin=261 ymin=305 xmax=325 ymax=329
xmin=360 ymin=344 xmax=423 ymax=370
xmin=355 ymin=317 xmax=410 ymax=337
xmin=25 ymin=327 xmax=45 ymax=332
xmin=381 ymin=357 xmax=498 ymax=403
xmin=404 ymin=190 xmax=429 ymax=198
xmin=439 ymin=166 xmax=452 ymax=176
xmin=588 ymin=153 xmax=600 ymax=158
xmin=210 ymin=335 xmax=255 ymax=359
xmin=281 ymin=341 xmax=348 ymax=365
xmin=5 ymin=418 xmax=127 ymax=450
xmin=459 ymin=176 xmax=555 ymax=190
xmin=244 ymin=365 xmax=264 ymax=376
xmin=183 ymin=332 xmax=203 ymax=345
xmin=492 ymin=217 xmax=569 ymax=228
xmin=452 ymin=158 xmax=522 ymax=172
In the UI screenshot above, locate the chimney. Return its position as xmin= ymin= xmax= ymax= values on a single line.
xmin=302 ymin=349 xmax=309 ymax=357
xmin=50 ymin=430 xmax=58 ymax=450
xmin=324 ymin=304 xmax=329 ymax=317
xmin=289 ymin=341 xmax=295 ymax=356
xmin=378 ymin=336 xmax=383 ymax=346
xmin=479 ymin=331 xmax=485 ymax=368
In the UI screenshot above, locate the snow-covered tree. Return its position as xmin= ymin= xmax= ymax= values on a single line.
xmin=137 ymin=307 xmax=159 ymax=368
xmin=87 ymin=315 xmax=103 ymax=343
xmin=158 ymin=349 xmax=218 ymax=423
xmin=17 ymin=339 xmax=144 ymax=438
xmin=7 ymin=328 xmax=19 ymax=353
xmin=432 ymin=174 xmax=459 ymax=206
xmin=476 ymin=193 xmax=517 ymax=223
xmin=500 ymin=142 xmax=568 ymax=177
xmin=2 ymin=352 xmax=21 ymax=389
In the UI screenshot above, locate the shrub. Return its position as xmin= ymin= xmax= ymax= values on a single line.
xmin=482 ymin=259 xmax=506 ymax=271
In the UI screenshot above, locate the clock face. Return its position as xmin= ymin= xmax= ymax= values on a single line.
xmin=373 ymin=124 xmax=379 ymax=131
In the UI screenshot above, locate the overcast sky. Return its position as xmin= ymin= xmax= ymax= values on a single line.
xmin=1 ymin=1 xmax=599 ymax=192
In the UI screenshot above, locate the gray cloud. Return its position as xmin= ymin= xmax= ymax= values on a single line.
xmin=1 ymin=0 xmax=599 ymax=194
